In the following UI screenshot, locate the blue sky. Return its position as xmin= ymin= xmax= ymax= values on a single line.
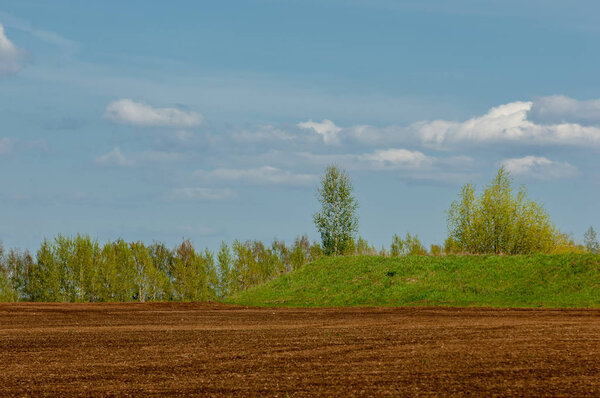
xmin=1 ymin=0 xmax=599 ymax=252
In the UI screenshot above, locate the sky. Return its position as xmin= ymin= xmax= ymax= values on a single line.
xmin=0 ymin=0 xmax=599 ymax=252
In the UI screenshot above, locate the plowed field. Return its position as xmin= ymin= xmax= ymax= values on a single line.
xmin=1 ymin=303 xmax=599 ymax=396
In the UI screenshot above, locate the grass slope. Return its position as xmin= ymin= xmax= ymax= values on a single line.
xmin=229 ymin=254 xmax=600 ymax=308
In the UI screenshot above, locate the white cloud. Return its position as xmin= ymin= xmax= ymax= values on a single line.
xmin=297 ymin=119 xmax=342 ymax=145
xmin=95 ymin=147 xmax=183 ymax=167
xmin=411 ymin=99 xmax=600 ymax=148
xmin=502 ymin=156 xmax=579 ymax=180
xmin=299 ymin=97 xmax=600 ymax=149
xmin=104 ymin=99 xmax=203 ymax=128
xmin=0 ymin=137 xmax=14 ymax=155
xmin=173 ymin=187 xmax=236 ymax=201
xmin=195 ymin=166 xmax=317 ymax=186
xmin=359 ymin=148 xmax=433 ymax=170
xmin=528 ymin=95 xmax=600 ymax=125
xmin=95 ymin=147 xmax=134 ymax=167
xmin=0 ymin=24 xmax=24 ymax=75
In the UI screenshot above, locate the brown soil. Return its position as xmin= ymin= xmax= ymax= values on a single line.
xmin=1 ymin=303 xmax=599 ymax=397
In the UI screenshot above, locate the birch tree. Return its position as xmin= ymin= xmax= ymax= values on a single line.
xmin=313 ymin=165 xmax=359 ymax=256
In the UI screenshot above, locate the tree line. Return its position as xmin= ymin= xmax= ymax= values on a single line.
xmin=1 ymin=165 xmax=597 ymax=302
xmin=0 ymin=232 xmax=450 ymax=302
xmin=0 ymin=236 xmax=321 ymax=302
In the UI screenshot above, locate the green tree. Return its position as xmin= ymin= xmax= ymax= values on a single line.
xmin=203 ymin=248 xmax=219 ymax=301
xmin=34 ymin=239 xmax=62 ymax=301
xmin=217 ymin=242 xmax=234 ymax=298
xmin=313 ymin=165 xmax=359 ymax=256
xmin=130 ymin=242 xmax=156 ymax=302
xmin=390 ymin=234 xmax=404 ymax=257
xmin=390 ymin=233 xmax=427 ymax=256
xmin=447 ymin=166 xmax=559 ymax=254
xmin=148 ymin=242 xmax=175 ymax=300
xmin=584 ymin=226 xmax=600 ymax=254
xmin=0 ymin=244 xmax=15 ymax=301
xmin=172 ymin=240 xmax=214 ymax=301
xmin=430 ymin=244 xmax=442 ymax=256
xmin=289 ymin=236 xmax=310 ymax=270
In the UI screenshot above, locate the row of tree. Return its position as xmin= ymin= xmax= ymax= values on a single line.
xmin=0 ymin=227 xmax=595 ymax=302
xmin=0 ymin=235 xmax=320 ymax=302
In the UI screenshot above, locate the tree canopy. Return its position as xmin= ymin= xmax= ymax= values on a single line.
xmin=447 ymin=167 xmax=561 ymax=254
xmin=313 ymin=165 xmax=359 ymax=256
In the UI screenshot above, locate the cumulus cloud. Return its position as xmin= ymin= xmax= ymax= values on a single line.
xmin=0 ymin=24 xmax=24 ymax=75
xmin=104 ymin=99 xmax=203 ymax=128
xmin=411 ymin=101 xmax=600 ymax=148
xmin=195 ymin=166 xmax=317 ymax=186
xmin=298 ymin=96 xmax=600 ymax=149
xmin=528 ymin=95 xmax=600 ymax=125
xmin=297 ymin=119 xmax=342 ymax=145
xmin=0 ymin=137 xmax=14 ymax=155
xmin=502 ymin=156 xmax=579 ymax=180
xmin=173 ymin=187 xmax=236 ymax=201
xmin=95 ymin=147 xmax=183 ymax=167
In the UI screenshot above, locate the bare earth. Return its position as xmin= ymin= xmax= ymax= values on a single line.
xmin=1 ymin=303 xmax=599 ymax=397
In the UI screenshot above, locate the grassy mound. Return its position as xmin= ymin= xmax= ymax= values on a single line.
xmin=229 ymin=254 xmax=600 ymax=307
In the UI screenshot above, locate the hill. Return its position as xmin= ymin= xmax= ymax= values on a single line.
xmin=229 ymin=254 xmax=600 ymax=307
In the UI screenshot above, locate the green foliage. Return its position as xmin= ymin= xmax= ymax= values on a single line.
xmin=230 ymin=254 xmax=600 ymax=308
xmin=171 ymin=240 xmax=213 ymax=301
xmin=354 ymin=236 xmax=377 ymax=256
xmin=447 ymin=167 xmax=559 ymax=254
xmin=0 ymin=235 xmax=248 ymax=302
xmin=584 ymin=227 xmax=600 ymax=254
xmin=217 ymin=242 xmax=234 ymax=298
xmin=0 ymin=246 xmax=34 ymax=301
xmin=289 ymin=236 xmax=311 ymax=270
xmin=390 ymin=233 xmax=428 ymax=256
xmin=443 ymin=237 xmax=461 ymax=255
xmin=313 ymin=165 xmax=359 ymax=256
xmin=430 ymin=244 xmax=442 ymax=256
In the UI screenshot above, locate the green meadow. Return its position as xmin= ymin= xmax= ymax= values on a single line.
xmin=230 ymin=254 xmax=600 ymax=308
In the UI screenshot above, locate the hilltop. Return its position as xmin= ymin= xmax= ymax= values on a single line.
xmin=229 ymin=254 xmax=600 ymax=308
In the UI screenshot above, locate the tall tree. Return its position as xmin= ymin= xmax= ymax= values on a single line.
xmin=313 ymin=165 xmax=359 ymax=256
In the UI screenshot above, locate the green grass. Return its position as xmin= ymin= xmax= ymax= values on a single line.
xmin=228 ymin=254 xmax=600 ymax=308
